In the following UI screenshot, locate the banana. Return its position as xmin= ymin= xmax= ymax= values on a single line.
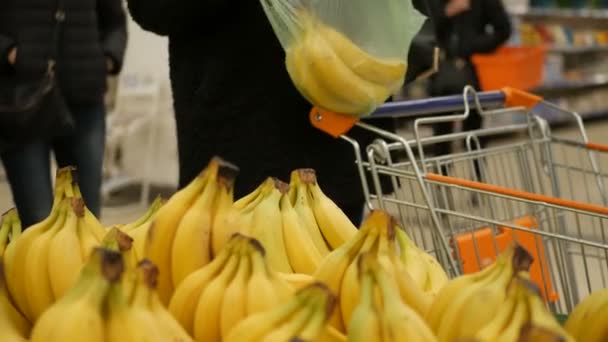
xmin=314 ymin=220 xmax=369 ymax=332
xmin=47 ymin=198 xmax=86 ymax=300
xmin=425 ymin=244 xmax=531 ymax=331
xmin=30 ymin=248 xmax=123 ymax=342
xmin=574 ymin=300 xmax=608 ymax=342
xmin=320 ymin=22 xmax=406 ymax=90
xmin=24 ymin=199 xmax=70 ymax=321
xmin=171 ymin=171 xmax=216 ymax=288
xmin=220 ymin=250 xmax=251 ymax=339
xmin=0 ymin=209 xmax=14 ymax=257
xmin=290 ymin=169 xmax=330 ymax=256
xmin=524 ymin=278 xmax=574 ymax=342
xmin=297 ymin=297 xmax=334 ymax=342
xmin=0 ymin=260 xmax=31 ymax=340
xmin=281 ymin=194 xmax=323 ymax=274
xmin=318 ymin=326 xmax=347 ymax=342
xmin=374 ymin=254 xmax=436 ymax=342
xmin=479 ymin=284 xmax=527 ymax=342
xmin=262 ymin=304 xmax=314 ymax=341
xmin=346 ymin=269 xmax=382 ymax=342
xmin=210 ymin=162 xmax=239 ymax=257
xmin=247 ymin=249 xmax=292 ymax=315
xmin=339 ymin=226 xmax=379 ymax=327
xmin=279 ymin=272 xmax=315 ymax=291
xmin=307 ymin=180 xmax=357 ymax=250
xmin=136 ymin=260 xmax=194 ymax=342
xmin=226 ymin=290 xmax=305 ymax=342
xmin=564 ymin=287 xmax=608 ymax=340
xmin=145 ymin=168 xmax=207 ymax=305
xmin=192 ymin=244 xmax=241 ymax=341
xmin=214 ymin=185 xmax=264 ymax=249
xmin=169 ymin=237 xmax=236 ymax=336
xmin=121 ymin=196 xmax=164 ymax=232
xmin=248 ymin=178 xmax=293 ymax=273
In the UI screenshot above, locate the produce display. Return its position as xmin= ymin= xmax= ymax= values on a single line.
xmin=0 ymin=156 xmax=606 ymax=342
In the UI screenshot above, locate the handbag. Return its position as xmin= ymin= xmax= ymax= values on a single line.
xmin=0 ymin=4 xmax=74 ymax=147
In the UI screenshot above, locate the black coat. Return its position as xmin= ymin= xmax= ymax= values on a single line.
xmin=127 ymin=0 xmax=403 ymax=214
xmin=0 ymin=0 xmax=127 ymax=105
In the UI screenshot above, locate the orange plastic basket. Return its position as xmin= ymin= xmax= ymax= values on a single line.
xmin=472 ymin=46 xmax=546 ymax=91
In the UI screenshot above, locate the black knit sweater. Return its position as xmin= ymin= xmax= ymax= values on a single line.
xmin=126 ymin=0 xmax=390 ymax=215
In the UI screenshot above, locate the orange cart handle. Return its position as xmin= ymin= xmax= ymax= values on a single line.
xmin=426 ymin=173 xmax=608 ymax=215
xmin=310 ymin=87 xmax=543 ymax=137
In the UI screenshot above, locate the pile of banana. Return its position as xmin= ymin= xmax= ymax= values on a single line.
xmin=28 ymin=248 xmax=191 ymax=341
xmin=3 ymin=167 xmax=107 ymax=322
xmin=169 ymin=234 xmax=293 ymax=340
xmin=314 ymin=210 xmax=448 ymax=332
xmin=286 ymin=11 xmax=406 ymax=116
xmin=1 ymin=155 xmax=607 ymax=342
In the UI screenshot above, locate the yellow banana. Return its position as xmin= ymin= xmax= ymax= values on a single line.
xmin=574 ymin=300 xmax=608 ymax=342
xmin=339 ymin=227 xmax=379 ymax=327
xmin=210 ymin=161 xmax=238 ymax=257
xmin=564 ymin=287 xmax=608 ymax=340
xmin=279 ymin=272 xmax=315 ymax=291
xmin=145 ymin=169 xmax=207 ymax=305
xmin=290 ymin=169 xmax=330 ymax=256
xmin=220 ymin=251 xmax=251 ymax=339
xmin=281 ymin=194 xmax=323 ymax=274
xmin=248 ymin=178 xmax=293 ymax=273
xmin=479 ymin=284 xmax=527 ymax=342
xmin=169 ymin=237 xmax=235 ymax=336
xmin=314 ymin=220 xmax=370 ymax=332
xmin=262 ymin=305 xmax=314 ymax=342
xmin=192 ymin=245 xmax=241 ymax=341
xmin=48 ymin=198 xmax=86 ymax=300
xmin=171 ymin=171 xmax=217 ymax=288
xmin=524 ymin=279 xmax=574 ymax=342
xmin=121 ymin=195 xmax=164 ymax=232
xmin=320 ymin=22 xmax=406 ymax=90
xmin=226 ymin=290 xmax=304 ymax=342
xmin=30 ymin=248 xmax=123 ymax=342
xmin=374 ymin=254 xmax=436 ymax=342
xmin=25 ymin=199 xmax=70 ymax=320
xmin=136 ymin=260 xmax=194 ymax=342
xmin=318 ymin=326 xmax=347 ymax=342
xmin=346 ymin=270 xmax=382 ymax=342
xmin=0 ymin=260 xmax=31 ymax=340
xmin=297 ymin=291 xmax=335 ymax=342
xmin=247 ymin=249 xmax=292 ymax=315
xmin=0 ymin=209 xmax=14 ymax=257
xmin=307 ymin=180 xmax=357 ymax=250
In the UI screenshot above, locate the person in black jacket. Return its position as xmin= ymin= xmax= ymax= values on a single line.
xmin=0 ymin=0 xmax=127 ymax=227
xmin=428 ymin=0 xmax=511 ymax=161
xmin=127 ymin=0 xmax=434 ymax=225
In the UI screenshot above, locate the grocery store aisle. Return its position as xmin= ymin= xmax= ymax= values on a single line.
xmin=0 ymin=119 xmax=607 ymax=227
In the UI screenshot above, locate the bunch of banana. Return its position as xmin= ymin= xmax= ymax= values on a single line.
xmin=121 ymin=195 xmax=164 ymax=262
xmin=106 ymin=259 xmax=193 ymax=342
xmin=0 ymin=210 xmax=30 ymax=342
xmin=473 ymin=275 xmax=574 ymax=342
xmin=285 ymin=11 xmax=406 ymax=116
xmin=315 ymin=210 xmax=441 ymax=332
xmin=426 ymin=244 xmax=534 ymax=341
xmin=4 ymin=167 xmax=106 ymax=322
xmin=30 ymin=248 xmax=124 ymax=342
xmin=0 ymin=209 xmax=21 ymax=258
xmin=564 ymin=287 xmax=608 ymax=341
xmin=145 ymin=156 xmax=239 ymax=304
xmin=347 ymin=253 xmax=436 ymax=342
xmin=169 ymin=233 xmax=293 ymax=340
xmin=225 ymin=282 xmax=340 ymax=342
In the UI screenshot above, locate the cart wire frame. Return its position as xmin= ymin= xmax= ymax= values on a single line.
xmin=311 ymin=86 xmax=608 ymax=314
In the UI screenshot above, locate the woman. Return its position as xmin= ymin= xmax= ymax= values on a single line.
xmin=126 ymin=0 xmax=401 ymax=224
xmin=429 ymin=0 xmax=511 ymax=161
xmin=0 ymin=0 xmax=127 ymax=227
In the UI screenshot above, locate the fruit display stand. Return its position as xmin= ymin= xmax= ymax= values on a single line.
xmin=311 ymin=86 xmax=608 ymax=314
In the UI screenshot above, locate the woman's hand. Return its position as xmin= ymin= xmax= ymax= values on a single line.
xmin=7 ymin=47 xmax=17 ymax=65
xmin=445 ymin=0 xmax=470 ymax=17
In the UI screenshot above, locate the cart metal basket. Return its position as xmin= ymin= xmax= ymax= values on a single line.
xmin=311 ymin=86 xmax=608 ymax=314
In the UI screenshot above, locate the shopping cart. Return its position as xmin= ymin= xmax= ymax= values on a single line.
xmin=311 ymin=86 xmax=608 ymax=314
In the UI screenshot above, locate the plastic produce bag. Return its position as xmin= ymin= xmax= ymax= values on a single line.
xmin=261 ymin=0 xmax=426 ymax=116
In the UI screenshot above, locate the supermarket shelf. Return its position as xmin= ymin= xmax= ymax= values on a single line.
xmin=511 ymin=8 xmax=608 ymax=19
xmin=550 ymin=45 xmax=608 ymax=53
xmin=534 ymin=75 xmax=608 ymax=92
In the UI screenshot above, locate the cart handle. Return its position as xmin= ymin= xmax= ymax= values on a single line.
xmin=426 ymin=173 xmax=608 ymax=215
xmin=310 ymin=87 xmax=543 ymax=138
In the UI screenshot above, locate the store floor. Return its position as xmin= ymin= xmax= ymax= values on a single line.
xmin=0 ymin=119 xmax=607 ymax=226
